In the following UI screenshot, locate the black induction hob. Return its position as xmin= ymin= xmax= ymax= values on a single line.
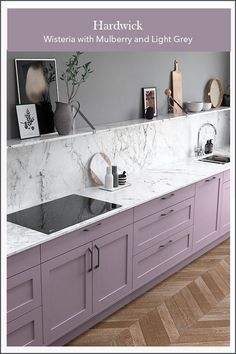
xmin=7 ymin=194 xmax=121 ymax=234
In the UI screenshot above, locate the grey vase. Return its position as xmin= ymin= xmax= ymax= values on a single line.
xmin=54 ymin=102 xmax=73 ymax=135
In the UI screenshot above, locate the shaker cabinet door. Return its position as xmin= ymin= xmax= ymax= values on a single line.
xmin=219 ymin=180 xmax=230 ymax=235
xmin=42 ymin=243 xmax=93 ymax=345
xmin=93 ymin=225 xmax=133 ymax=313
xmin=193 ymin=174 xmax=221 ymax=251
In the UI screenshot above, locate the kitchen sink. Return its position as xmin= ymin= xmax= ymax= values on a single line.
xmin=199 ymin=154 xmax=230 ymax=164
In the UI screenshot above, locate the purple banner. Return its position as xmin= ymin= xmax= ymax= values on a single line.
xmin=8 ymin=9 xmax=230 ymax=52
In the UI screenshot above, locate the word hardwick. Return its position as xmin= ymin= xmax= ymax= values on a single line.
xmin=93 ymin=20 xmax=143 ymax=31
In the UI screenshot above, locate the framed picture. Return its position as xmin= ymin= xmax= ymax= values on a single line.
xmin=15 ymin=59 xmax=59 ymax=135
xmin=16 ymin=104 xmax=40 ymax=139
xmin=142 ymin=87 xmax=158 ymax=117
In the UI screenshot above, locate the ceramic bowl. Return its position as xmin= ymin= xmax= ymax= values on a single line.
xmin=185 ymin=101 xmax=203 ymax=112
xmin=202 ymin=102 xmax=212 ymax=111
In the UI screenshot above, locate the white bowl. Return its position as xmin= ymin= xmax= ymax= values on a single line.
xmin=185 ymin=101 xmax=203 ymax=112
xmin=202 ymin=102 xmax=212 ymax=111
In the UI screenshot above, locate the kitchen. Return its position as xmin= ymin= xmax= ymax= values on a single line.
xmin=5 ymin=50 xmax=231 ymax=348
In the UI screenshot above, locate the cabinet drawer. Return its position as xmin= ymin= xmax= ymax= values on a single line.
xmin=41 ymin=209 xmax=133 ymax=262
xmin=7 ymin=246 xmax=40 ymax=278
xmin=134 ymin=184 xmax=195 ymax=222
xmin=133 ymin=197 xmax=194 ymax=255
xmin=133 ymin=227 xmax=193 ymax=289
xmin=7 ymin=266 xmax=41 ymax=323
xmin=223 ymin=169 xmax=230 ymax=182
xmin=7 ymin=307 xmax=43 ymax=346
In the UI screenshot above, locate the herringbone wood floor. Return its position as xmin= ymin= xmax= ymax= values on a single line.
xmin=67 ymin=238 xmax=230 ymax=347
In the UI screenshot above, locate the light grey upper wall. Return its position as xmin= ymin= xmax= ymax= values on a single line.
xmin=7 ymin=51 xmax=230 ymax=139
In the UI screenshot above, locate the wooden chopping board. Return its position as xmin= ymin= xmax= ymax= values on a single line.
xmin=172 ymin=60 xmax=183 ymax=113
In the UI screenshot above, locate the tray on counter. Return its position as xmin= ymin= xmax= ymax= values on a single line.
xmin=99 ymin=183 xmax=131 ymax=192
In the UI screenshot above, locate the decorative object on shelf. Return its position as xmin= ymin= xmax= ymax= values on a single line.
xmin=16 ymin=104 xmax=40 ymax=139
xmin=202 ymin=102 xmax=212 ymax=111
xmin=222 ymin=85 xmax=230 ymax=107
xmin=89 ymin=152 xmax=111 ymax=186
xmin=58 ymin=52 xmax=96 ymax=134
xmin=185 ymin=101 xmax=203 ymax=112
xmin=171 ymin=59 xmax=183 ymax=114
xmin=53 ymin=102 xmax=74 ymax=135
xmin=142 ymin=87 xmax=157 ymax=117
xmin=112 ymin=166 xmax=118 ymax=187
xmin=164 ymin=89 xmax=188 ymax=115
xmin=206 ymin=78 xmax=223 ymax=108
xmin=145 ymin=106 xmax=154 ymax=119
xmin=15 ymin=59 xmax=58 ymax=135
xmin=118 ymin=171 xmax=127 ymax=185
xmin=99 ymin=182 xmax=131 ymax=192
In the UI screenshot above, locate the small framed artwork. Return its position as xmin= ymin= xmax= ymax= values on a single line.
xmin=15 ymin=59 xmax=59 ymax=135
xmin=142 ymin=87 xmax=158 ymax=117
xmin=16 ymin=104 xmax=40 ymax=139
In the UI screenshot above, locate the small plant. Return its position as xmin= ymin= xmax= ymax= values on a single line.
xmin=60 ymin=52 xmax=93 ymax=104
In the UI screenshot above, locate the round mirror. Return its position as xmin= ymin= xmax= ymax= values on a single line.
xmin=207 ymin=79 xmax=223 ymax=108
xmin=89 ymin=152 xmax=111 ymax=185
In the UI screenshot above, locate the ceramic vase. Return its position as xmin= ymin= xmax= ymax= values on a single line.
xmin=53 ymin=102 xmax=73 ymax=135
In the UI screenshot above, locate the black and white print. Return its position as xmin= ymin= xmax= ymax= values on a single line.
xmin=16 ymin=104 xmax=40 ymax=139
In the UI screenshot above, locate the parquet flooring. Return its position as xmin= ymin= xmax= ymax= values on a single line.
xmin=67 ymin=238 xmax=230 ymax=347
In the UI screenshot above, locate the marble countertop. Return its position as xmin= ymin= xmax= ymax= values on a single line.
xmin=7 ymin=151 xmax=230 ymax=257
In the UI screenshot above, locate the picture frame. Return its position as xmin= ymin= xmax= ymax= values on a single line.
xmin=142 ymin=87 xmax=158 ymax=117
xmin=15 ymin=59 xmax=59 ymax=135
xmin=16 ymin=104 xmax=40 ymax=139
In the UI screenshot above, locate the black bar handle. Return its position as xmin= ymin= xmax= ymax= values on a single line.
xmin=88 ymin=247 xmax=93 ymax=272
xmin=161 ymin=193 xmax=175 ymax=200
xmin=83 ymin=222 xmax=102 ymax=232
xmin=159 ymin=239 xmax=173 ymax=249
xmin=205 ymin=176 xmax=216 ymax=182
xmin=94 ymin=245 xmax=100 ymax=269
xmin=160 ymin=209 xmax=174 ymax=217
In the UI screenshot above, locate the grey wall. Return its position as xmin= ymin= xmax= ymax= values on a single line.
xmin=7 ymin=51 xmax=230 ymax=139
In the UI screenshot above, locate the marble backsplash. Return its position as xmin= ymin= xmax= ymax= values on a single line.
xmin=7 ymin=110 xmax=230 ymax=213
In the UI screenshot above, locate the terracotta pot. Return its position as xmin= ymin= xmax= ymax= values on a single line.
xmin=53 ymin=102 xmax=73 ymax=135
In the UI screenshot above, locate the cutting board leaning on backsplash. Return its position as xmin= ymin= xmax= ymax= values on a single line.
xmin=172 ymin=60 xmax=183 ymax=114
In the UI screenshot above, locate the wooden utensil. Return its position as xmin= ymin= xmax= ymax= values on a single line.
xmin=172 ymin=60 xmax=183 ymax=113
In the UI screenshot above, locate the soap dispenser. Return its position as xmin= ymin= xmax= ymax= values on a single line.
xmin=204 ymin=140 xmax=210 ymax=154
xmin=209 ymin=139 xmax=213 ymax=153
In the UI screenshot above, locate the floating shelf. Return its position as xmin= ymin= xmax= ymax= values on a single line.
xmin=7 ymin=107 xmax=230 ymax=149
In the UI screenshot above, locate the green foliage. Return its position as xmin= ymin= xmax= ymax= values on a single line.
xmin=60 ymin=52 xmax=94 ymax=103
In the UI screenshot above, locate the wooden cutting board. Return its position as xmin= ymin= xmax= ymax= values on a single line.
xmin=172 ymin=60 xmax=183 ymax=113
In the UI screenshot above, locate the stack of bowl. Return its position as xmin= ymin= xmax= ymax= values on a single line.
xmin=185 ymin=101 xmax=212 ymax=112
xmin=118 ymin=171 xmax=127 ymax=185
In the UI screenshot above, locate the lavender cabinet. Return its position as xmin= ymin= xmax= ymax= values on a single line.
xmin=7 ymin=265 xmax=41 ymax=322
xmin=193 ymin=173 xmax=222 ymax=251
xmin=219 ymin=180 xmax=230 ymax=235
xmin=41 ymin=224 xmax=133 ymax=345
xmin=7 ymin=246 xmax=42 ymax=347
xmin=93 ymin=225 xmax=133 ymax=313
xmin=7 ymin=307 xmax=43 ymax=346
xmin=133 ymin=227 xmax=193 ymax=288
xmin=41 ymin=243 xmax=93 ymax=345
xmin=133 ymin=197 xmax=194 ymax=254
xmin=134 ymin=184 xmax=195 ymax=222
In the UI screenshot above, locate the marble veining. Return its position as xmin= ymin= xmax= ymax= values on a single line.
xmin=7 ymin=110 xmax=230 ymax=213
xmin=7 ymin=154 xmax=230 ymax=257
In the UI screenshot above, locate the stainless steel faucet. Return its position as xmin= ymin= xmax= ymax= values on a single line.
xmin=195 ymin=123 xmax=217 ymax=156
